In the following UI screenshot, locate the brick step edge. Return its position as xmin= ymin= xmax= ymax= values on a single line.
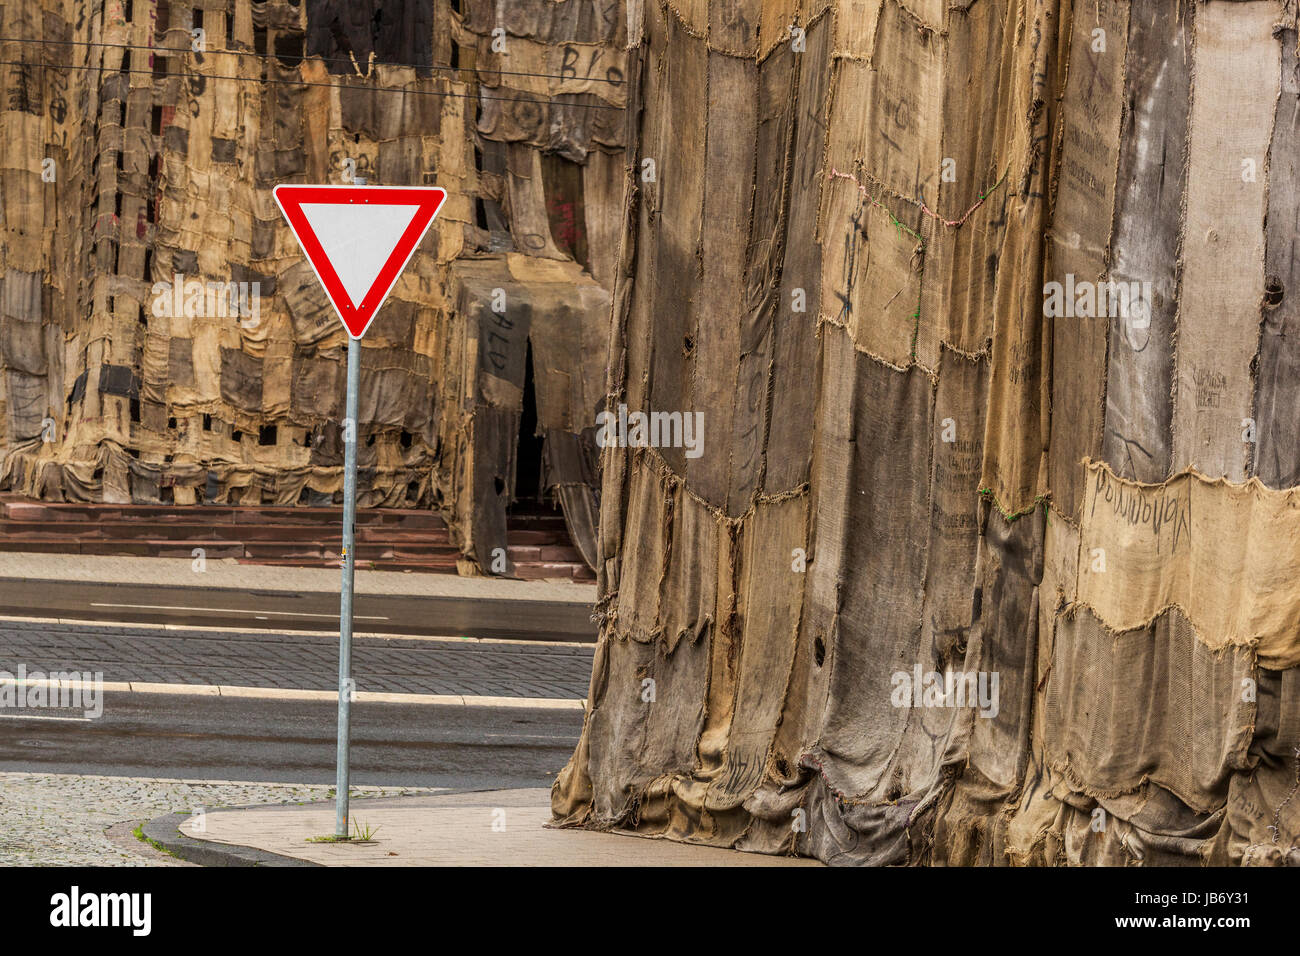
xmin=238 ymin=557 xmax=594 ymax=581
xmin=1 ymin=496 xmax=569 ymax=531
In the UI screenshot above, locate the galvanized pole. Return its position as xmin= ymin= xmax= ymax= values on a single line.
xmin=335 ymin=334 xmax=360 ymax=837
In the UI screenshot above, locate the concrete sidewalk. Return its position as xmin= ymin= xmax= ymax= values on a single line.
xmin=0 ymin=552 xmax=596 ymax=603
xmin=171 ymin=788 xmax=821 ymax=866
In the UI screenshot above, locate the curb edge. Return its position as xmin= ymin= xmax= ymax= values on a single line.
xmin=139 ymin=812 xmax=321 ymax=868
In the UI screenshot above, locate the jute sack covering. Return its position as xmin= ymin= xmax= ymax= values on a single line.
xmin=1077 ymin=460 xmax=1300 ymax=670
xmin=554 ymin=0 xmax=1300 ymax=867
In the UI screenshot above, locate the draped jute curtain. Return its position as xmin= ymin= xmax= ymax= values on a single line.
xmin=552 ymin=0 xmax=1300 ymax=865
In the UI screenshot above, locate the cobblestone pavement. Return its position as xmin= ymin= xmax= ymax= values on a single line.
xmin=0 ymin=619 xmax=594 ymax=699
xmin=0 ymin=771 xmax=439 ymax=866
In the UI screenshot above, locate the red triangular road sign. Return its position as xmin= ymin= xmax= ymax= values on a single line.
xmin=273 ymin=184 xmax=447 ymax=338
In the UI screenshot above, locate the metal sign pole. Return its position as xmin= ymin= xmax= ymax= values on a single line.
xmin=335 ymin=334 xmax=360 ymax=837
xmin=273 ymin=183 xmax=446 ymax=839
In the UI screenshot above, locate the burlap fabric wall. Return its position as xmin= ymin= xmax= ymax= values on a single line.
xmin=0 ymin=0 xmax=621 ymax=569
xmin=553 ymin=0 xmax=1300 ymax=866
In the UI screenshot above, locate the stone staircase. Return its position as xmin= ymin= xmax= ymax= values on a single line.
xmin=0 ymin=494 xmax=594 ymax=581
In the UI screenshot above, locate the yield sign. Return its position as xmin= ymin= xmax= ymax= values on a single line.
xmin=273 ymin=184 xmax=447 ymax=338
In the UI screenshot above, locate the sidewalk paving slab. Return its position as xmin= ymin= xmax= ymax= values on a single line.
xmin=171 ymin=788 xmax=821 ymax=867
xmin=0 ymin=552 xmax=596 ymax=603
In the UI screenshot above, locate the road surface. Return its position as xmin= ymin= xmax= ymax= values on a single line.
xmin=0 ymin=692 xmax=582 ymax=789
xmin=0 ymin=617 xmax=592 ymax=789
xmin=0 ymin=577 xmax=596 ymax=642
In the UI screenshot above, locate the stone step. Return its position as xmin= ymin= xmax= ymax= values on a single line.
xmin=0 ymin=495 xmax=445 ymax=529
xmin=515 ymin=562 xmax=597 ymax=582
xmin=0 ymin=494 xmax=589 ymax=578
xmin=0 ymin=518 xmax=458 ymax=544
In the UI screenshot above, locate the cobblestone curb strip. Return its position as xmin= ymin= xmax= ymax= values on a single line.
xmin=0 ymin=773 xmax=441 ymax=866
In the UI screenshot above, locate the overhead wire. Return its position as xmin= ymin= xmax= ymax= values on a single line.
xmin=0 ymin=32 xmax=626 ymax=88
xmin=0 ymin=55 xmax=624 ymax=111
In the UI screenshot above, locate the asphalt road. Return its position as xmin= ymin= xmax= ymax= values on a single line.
xmin=0 ymin=615 xmax=592 ymax=790
xmin=0 ymin=577 xmax=596 ymax=642
xmin=0 ymin=692 xmax=582 ymax=789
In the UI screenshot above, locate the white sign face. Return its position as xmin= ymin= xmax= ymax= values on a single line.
xmin=297 ymin=202 xmax=422 ymax=309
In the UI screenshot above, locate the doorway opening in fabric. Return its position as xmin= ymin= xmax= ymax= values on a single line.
xmin=510 ymin=340 xmax=547 ymax=514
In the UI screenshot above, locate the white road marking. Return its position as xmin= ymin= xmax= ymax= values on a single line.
xmin=1 ymin=677 xmax=585 ymax=709
xmin=111 ymin=681 xmax=586 ymax=709
xmin=0 ymin=713 xmax=93 ymax=722
xmin=90 ymin=602 xmax=388 ymax=621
